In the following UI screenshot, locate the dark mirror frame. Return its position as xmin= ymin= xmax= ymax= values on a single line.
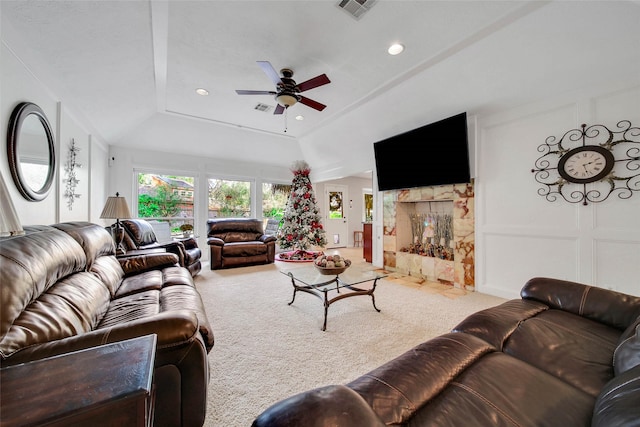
xmin=6 ymin=102 xmax=56 ymax=201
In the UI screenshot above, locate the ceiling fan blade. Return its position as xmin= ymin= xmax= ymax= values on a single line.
xmin=274 ymin=104 xmax=285 ymax=115
xmin=299 ymin=96 xmax=327 ymax=111
xmin=257 ymin=61 xmax=283 ymax=86
xmin=296 ymin=74 xmax=330 ymax=92
xmin=235 ymin=90 xmax=276 ymax=95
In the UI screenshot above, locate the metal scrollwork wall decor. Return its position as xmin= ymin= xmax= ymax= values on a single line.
xmin=531 ymin=120 xmax=640 ymax=205
xmin=63 ymin=138 xmax=81 ymax=210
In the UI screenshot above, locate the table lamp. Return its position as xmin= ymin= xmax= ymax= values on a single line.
xmin=100 ymin=192 xmax=131 ymax=254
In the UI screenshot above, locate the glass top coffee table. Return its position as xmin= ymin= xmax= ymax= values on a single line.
xmin=280 ymin=265 xmax=387 ymax=331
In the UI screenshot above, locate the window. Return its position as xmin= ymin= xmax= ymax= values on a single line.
xmin=328 ymin=191 xmax=344 ymax=219
xmin=262 ymin=182 xmax=290 ymax=220
xmin=262 ymin=182 xmax=291 ymax=229
xmin=136 ymin=172 xmax=195 ymax=236
xmin=208 ymin=178 xmax=251 ymax=218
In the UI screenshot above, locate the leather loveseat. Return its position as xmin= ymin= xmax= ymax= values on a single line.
xmin=206 ymin=218 xmax=276 ymax=270
xmin=0 ymin=222 xmax=214 ymax=427
xmin=120 ymin=218 xmax=202 ymax=277
xmin=253 ymin=277 xmax=640 ymax=427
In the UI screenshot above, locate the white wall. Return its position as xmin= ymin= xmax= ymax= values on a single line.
xmin=1 ymin=38 xmax=109 ymax=227
xmin=476 ymin=85 xmax=640 ymax=298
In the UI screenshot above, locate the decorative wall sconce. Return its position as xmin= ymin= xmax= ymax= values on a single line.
xmin=63 ymin=139 xmax=81 ymax=210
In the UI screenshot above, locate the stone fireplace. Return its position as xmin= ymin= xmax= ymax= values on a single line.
xmin=382 ymin=182 xmax=475 ymax=290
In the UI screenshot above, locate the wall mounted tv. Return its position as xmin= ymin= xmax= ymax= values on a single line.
xmin=373 ymin=112 xmax=471 ymax=191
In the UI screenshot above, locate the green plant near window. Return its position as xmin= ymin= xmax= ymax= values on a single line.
xmin=138 ymin=185 xmax=181 ymax=218
xmin=263 ymin=207 xmax=284 ymax=220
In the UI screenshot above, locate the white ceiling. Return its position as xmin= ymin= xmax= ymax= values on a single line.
xmin=2 ymin=1 xmax=640 ymax=177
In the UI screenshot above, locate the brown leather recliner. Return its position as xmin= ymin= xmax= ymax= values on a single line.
xmin=206 ymin=218 xmax=276 ymax=269
xmin=120 ymin=219 xmax=202 ymax=277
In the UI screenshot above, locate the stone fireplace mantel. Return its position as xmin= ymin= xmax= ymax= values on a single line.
xmin=382 ymin=182 xmax=475 ymax=291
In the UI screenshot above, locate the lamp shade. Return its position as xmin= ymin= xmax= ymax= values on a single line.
xmin=0 ymin=171 xmax=24 ymax=236
xmin=100 ymin=192 xmax=132 ymax=220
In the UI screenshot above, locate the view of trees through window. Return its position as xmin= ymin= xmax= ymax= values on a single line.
xmin=208 ymin=178 xmax=251 ymax=218
xmin=262 ymin=183 xmax=291 ymax=222
xmin=136 ymin=173 xmax=291 ymax=233
xmin=137 ymin=172 xmax=194 ymax=235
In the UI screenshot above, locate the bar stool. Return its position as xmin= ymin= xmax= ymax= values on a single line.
xmin=353 ymin=230 xmax=363 ymax=247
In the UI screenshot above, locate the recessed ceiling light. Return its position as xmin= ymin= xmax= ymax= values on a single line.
xmin=195 ymin=88 xmax=209 ymax=96
xmin=388 ymin=43 xmax=404 ymax=55
xmin=295 ymin=115 xmax=304 ymax=121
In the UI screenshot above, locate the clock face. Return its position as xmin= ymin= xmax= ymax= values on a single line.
xmin=558 ymin=146 xmax=615 ymax=184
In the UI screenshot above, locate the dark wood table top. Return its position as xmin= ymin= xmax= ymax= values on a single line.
xmin=1 ymin=334 xmax=157 ymax=427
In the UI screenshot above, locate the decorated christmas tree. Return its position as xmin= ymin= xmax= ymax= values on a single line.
xmin=277 ymin=160 xmax=327 ymax=259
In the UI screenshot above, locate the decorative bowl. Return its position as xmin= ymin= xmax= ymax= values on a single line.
xmin=313 ymin=255 xmax=352 ymax=275
xmin=314 ymin=265 xmax=350 ymax=275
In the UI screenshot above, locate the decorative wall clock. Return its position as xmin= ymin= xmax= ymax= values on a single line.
xmin=531 ymin=120 xmax=640 ymax=205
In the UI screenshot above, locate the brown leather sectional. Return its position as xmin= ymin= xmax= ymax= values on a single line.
xmin=206 ymin=218 xmax=276 ymax=269
xmin=0 ymin=221 xmax=214 ymax=427
xmin=252 ymin=277 xmax=640 ymax=427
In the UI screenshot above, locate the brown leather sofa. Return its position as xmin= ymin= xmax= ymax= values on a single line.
xmin=206 ymin=218 xmax=276 ymax=270
xmin=0 ymin=221 xmax=214 ymax=427
xmin=252 ymin=277 xmax=640 ymax=427
xmin=120 ymin=218 xmax=202 ymax=277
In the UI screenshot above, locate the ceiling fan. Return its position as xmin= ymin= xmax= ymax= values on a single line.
xmin=235 ymin=61 xmax=330 ymax=115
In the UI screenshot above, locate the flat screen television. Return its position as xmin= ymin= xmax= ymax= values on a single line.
xmin=373 ymin=112 xmax=471 ymax=191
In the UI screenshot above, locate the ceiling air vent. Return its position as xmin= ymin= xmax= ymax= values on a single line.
xmin=254 ymin=103 xmax=273 ymax=113
xmin=337 ymin=0 xmax=377 ymax=19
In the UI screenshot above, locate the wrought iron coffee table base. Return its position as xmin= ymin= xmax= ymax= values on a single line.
xmin=287 ymin=275 xmax=381 ymax=331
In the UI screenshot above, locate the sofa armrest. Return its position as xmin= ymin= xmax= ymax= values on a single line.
xmin=152 ymin=240 xmax=186 ymax=266
xmin=592 ymin=364 xmax=640 ymax=427
xmin=521 ymin=277 xmax=640 ymax=330
xmin=260 ymin=234 xmax=277 ymax=244
xmin=3 ymin=310 xmax=201 ymax=366
xmin=177 ymin=236 xmax=199 ymax=250
xmin=118 ymin=252 xmax=179 ymax=275
xmin=252 ymin=385 xmax=385 ymax=427
xmin=207 ymin=237 xmax=225 ymax=247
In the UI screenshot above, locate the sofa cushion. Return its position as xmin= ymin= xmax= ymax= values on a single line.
xmin=521 ymin=277 xmax=640 ymax=330
xmin=116 ymin=270 xmax=165 ymax=298
xmin=410 ymin=352 xmax=595 ymax=427
xmin=0 ymin=226 xmax=87 ymax=357
xmin=98 ymin=290 xmax=161 ymax=328
xmin=1 ymin=272 xmax=110 ymax=358
xmin=90 ymin=256 xmax=125 ymax=297
xmin=223 ymin=241 xmax=267 ymax=257
xmin=52 ymin=221 xmax=115 ymax=269
xmin=502 ymin=309 xmax=619 ymax=397
xmin=348 ymin=332 xmax=494 ymax=425
xmin=614 ymin=316 xmax=640 ymax=375
xmin=206 ymin=218 xmax=264 ymax=242
xmin=452 ymin=299 xmax=548 ymax=349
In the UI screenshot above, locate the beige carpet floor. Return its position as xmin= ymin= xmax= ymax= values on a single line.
xmin=194 ymin=248 xmax=506 ymax=426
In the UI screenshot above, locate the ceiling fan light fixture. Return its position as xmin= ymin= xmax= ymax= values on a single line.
xmin=388 ymin=43 xmax=405 ymax=55
xmin=275 ymin=93 xmax=299 ymax=107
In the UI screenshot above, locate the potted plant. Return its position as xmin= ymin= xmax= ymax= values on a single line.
xmin=179 ymin=223 xmax=194 ymax=238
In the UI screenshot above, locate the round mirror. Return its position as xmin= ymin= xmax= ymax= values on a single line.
xmin=6 ymin=102 xmax=56 ymax=201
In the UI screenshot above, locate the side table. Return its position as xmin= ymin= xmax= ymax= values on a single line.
xmin=1 ymin=334 xmax=157 ymax=427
